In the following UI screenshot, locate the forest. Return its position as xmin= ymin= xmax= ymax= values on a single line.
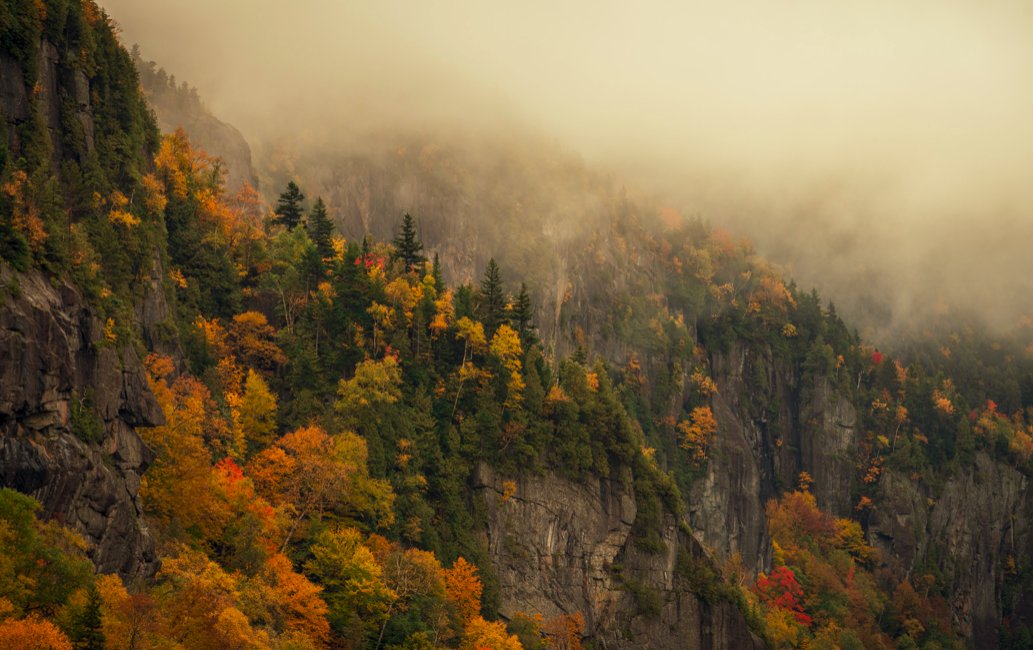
xmin=3 ymin=1 xmax=1033 ymax=649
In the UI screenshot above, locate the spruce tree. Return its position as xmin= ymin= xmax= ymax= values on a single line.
xmin=273 ymin=181 xmax=305 ymax=230
xmin=68 ymin=585 xmax=105 ymax=649
xmin=392 ymin=213 xmax=425 ymax=272
xmin=431 ymin=252 xmax=444 ymax=293
xmin=510 ymin=282 xmax=537 ymax=345
xmin=478 ymin=258 xmax=506 ymax=335
xmin=306 ymin=197 xmax=335 ymax=259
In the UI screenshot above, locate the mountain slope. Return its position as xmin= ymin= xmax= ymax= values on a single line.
xmin=1 ymin=1 xmax=1032 ymax=647
xmin=131 ymin=46 xmax=258 ymax=193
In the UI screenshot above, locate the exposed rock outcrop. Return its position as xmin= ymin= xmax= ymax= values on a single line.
xmin=0 ymin=266 xmax=161 ymax=581
xmin=689 ymin=343 xmax=860 ymax=572
xmin=474 ymin=464 xmax=763 ymax=649
xmin=134 ymin=256 xmax=187 ymax=373
xmin=150 ymin=107 xmax=257 ymax=192
xmin=2 ymin=39 xmax=98 ymax=164
xmin=870 ymin=453 xmax=1033 ymax=648
xmin=133 ymin=52 xmax=258 ymax=193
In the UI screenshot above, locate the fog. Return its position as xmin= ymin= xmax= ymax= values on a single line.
xmin=99 ymin=0 xmax=1033 ymax=340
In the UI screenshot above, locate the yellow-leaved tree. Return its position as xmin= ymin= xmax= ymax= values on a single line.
xmin=490 ymin=324 xmax=525 ymax=410
xmin=234 ymin=369 xmax=278 ymax=457
xmin=305 ymin=526 xmax=397 ymax=644
xmin=460 ymin=616 xmax=523 ymax=650
xmin=678 ymin=406 xmax=717 ymax=464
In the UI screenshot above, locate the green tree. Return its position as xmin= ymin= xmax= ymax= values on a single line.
xmin=0 ymin=489 xmax=94 ymax=617
xmin=431 ymin=252 xmax=444 ymax=293
xmin=392 ymin=213 xmax=425 ymax=273
xmin=509 ymin=282 xmax=536 ymax=345
xmin=67 ymin=585 xmax=105 ymax=649
xmin=335 ymin=357 xmax=404 ymax=433
xmin=478 ymin=258 xmax=506 ymax=336
xmin=273 ymin=181 xmax=305 ymax=230
xmin=304 ymin=527 xmax=395 ymax=644
xmin=306 ymin=197 xmax=335 ymax=259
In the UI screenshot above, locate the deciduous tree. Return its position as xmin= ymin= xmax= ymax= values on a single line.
xmin=441 ymin=557 xmax=482 ymax=625
xmin=235 ymin=369 xmax=278 ymax=457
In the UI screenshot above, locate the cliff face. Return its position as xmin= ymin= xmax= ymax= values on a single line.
xmin=474 ymin=464 xmax=762 ymax=649
xmin=2 ymin=42 xmax=91 ymax=168
xmin=133 ymin=52 xmax=258 ymax=193
xmin=149 ymin=107 xmax=257 ymax=193
xmin=688 ymin=343 xmax=860 ymax=571
xmin=686 ymin=342 xmax=1033 ymax=647
xmin=871 ymin=453 xmax=1033 ymax=648
xmin=0 ymin=267 xmax=162 ymax=580
xmin=0 ymin=20 xmax=174 ymax=581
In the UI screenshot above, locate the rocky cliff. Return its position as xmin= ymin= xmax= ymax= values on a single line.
xmin=0 ymin=13 xmax=174 ymax=582
xmin=0 ymin=266 xmax=161 ymax=581
xmin=474 ymin=464 xmax=763 ymax=649
xmin=688 ymin=342 xmax=860 ymax=572
xmin=133 ymin=50 xmax=258 ymax=192
xmin=685 ymin=340 xmax=1033 ymax=647
xmin=1 ymin=40 xmax=94 ymax=169
xmin=871 ymin=453 xmax=1033 ymax=647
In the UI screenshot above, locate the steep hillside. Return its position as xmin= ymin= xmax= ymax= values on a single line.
xmin=131 ymin=46 xmax=258 ymax=193
xmin=0 ymin=2 xmax=762 ymax=647
xmin=0 ymin=0 xmax=168 ymax=582
xmin=250 ymin=103 xmax=1033 ymax=647
xmin=1 ymin=1 xmax=1032 ymax=648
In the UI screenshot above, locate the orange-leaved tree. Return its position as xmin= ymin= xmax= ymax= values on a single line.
xmin=441 ymin=556 xmax=483 ymax=626
xmin=248 ymin=425 xmax=395 ymax=549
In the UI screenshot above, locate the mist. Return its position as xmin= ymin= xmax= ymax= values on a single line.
xmin=99 ymin=0 xmax=1033 ymax=340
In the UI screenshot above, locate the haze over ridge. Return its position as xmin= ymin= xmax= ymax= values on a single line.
xmin=99 ymin=0 xmax=1033 ymax=340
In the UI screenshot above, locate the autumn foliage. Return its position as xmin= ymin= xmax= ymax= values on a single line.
xmin=678 ymin=406 xmax=717 ymax=464
xmin=0 ymin=615 xmax=73 ymax=650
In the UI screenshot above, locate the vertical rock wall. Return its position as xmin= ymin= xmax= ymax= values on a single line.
xmin=474 ymin=464 xmax=763 ymax=649
xmin=0 ymin=267 xmax=162 ymax=581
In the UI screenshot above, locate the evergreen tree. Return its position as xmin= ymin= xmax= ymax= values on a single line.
xmin=273 ymin=181 xmax=305 ymax=230
xmin=68 ymin=585 xmax=105 ymax=649
xmin=509 ymin=282 xmax=537 ymax=345
xmin=478 ymin=258 xmax=506 ymax=335
xmin=306 ymin=197 xmax=335 ymax=259
xmin=392 ymin=213 xmax=425 ymax=272
xmin=431 ymin=252 xmax=444 ymax=293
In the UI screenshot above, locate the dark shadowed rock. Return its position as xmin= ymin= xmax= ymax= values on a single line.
xmin=0 ymin=265 xmax=161 ymax=581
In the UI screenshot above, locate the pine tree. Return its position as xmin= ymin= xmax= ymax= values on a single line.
xmin=392 ymin=213 xmax=425 ymax=272
xmin=273 ymin=181 xmax=305 ymax=230
xmin=478 ymin=258 xmax=506 ymax=335
xmin=306 ymin=197 xmax=334 ymax=259
xmin=509 ymin=282 xmax=537 ymax=345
